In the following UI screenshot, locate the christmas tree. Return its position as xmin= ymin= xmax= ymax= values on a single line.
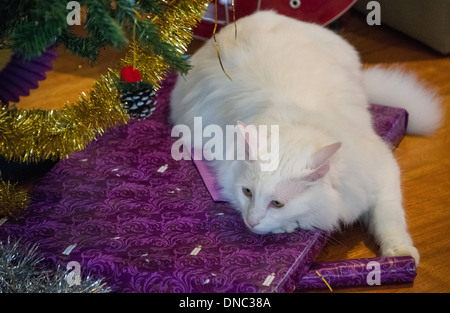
xmin=0 ymin=0 xmax=210 ymax=218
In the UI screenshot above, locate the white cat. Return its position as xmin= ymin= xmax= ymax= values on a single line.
xmin=170 ymin=11 xmax=442 ymax=266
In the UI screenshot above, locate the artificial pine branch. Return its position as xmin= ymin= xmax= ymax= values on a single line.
xmin=84 ymin=0 xmax=128 ymax=50
xmin=0 ymin=0 xmax=190 ymax=73
xmin=115 ymin=0 xmax=190 ymax=73
xmin=58 ymin=30 xmax=104 ymax=62
xmin=138 ymin=0 xmax=163 ymax=15
xmin=9 ymin=1 xmax=68 ymax=60
xmin=0 ymin=1 xmax=30 ymax=40
xmin=134 ymin=17 xmax=190 ymax=73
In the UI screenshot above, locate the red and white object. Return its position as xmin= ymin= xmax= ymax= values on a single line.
xmin=194 ymin=0 xmax=357 ymax=40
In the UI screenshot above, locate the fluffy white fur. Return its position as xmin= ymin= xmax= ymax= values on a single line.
xmin=363 ymin=65 xmax=442 ymax=134
xmin=170 ymin=11 xmax=442 ymax=266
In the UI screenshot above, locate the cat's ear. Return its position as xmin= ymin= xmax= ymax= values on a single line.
xmin=237 ymin=120 xmax=258 ymax=160
xmin=310 ymin=142 xmax=342 ymax=168
xmin=306 ymin=142 xmax=342 ymax=181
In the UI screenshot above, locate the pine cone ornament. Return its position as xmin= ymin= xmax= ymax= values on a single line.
xmin=120 ymin=84 xmax=157 ymax=120
xmin=119 ymin=66 xmax=157 ymax=120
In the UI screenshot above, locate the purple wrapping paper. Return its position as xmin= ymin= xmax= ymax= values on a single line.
xmin=369 ymin=104 xmax=408 ymax=149
xmin=296 ymin=256 xmax=417 ymax=291
xmin=0 ymin=74 xmax=410 ymax=292
xmin=0 ymin=74 xmax=329 ymax=293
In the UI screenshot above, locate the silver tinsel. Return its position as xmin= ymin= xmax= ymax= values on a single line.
xmin=0 ymin=239 xmax=110 ymax=293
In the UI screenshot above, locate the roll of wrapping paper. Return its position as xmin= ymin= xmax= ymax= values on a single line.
xmin=296 ymin=256 xmax=417 ymax=291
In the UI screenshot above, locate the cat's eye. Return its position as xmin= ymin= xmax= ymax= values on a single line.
xmin=271 ymin=200 xmax=285 ymax=208
xmin=242 ymin=187 xmax=252 ymax=197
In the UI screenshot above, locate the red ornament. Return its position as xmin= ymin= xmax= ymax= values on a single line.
xmin=121 ymin=66 xmax=142 ymax=83
xmin=194 ymin=0 xmax=357 ymax=40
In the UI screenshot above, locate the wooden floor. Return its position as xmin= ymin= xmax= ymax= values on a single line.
xmin=11 ymin=11 xmax=450 ymax=293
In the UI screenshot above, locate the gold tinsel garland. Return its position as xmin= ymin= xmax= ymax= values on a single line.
xmin=0 ymin=181 xmax=29 ymax=219
xmin=0 ymin=71 xmax=127 ymax=163
xmin=0 ymin=0 xmax=210 ymax=218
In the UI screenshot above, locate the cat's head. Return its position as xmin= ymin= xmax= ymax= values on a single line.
xmin=232 ymin=122 xmax=342 ymax=234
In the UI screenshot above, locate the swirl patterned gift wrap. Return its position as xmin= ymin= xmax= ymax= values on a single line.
xmin=297 ymin=256 xmax=417 ymax=291
xmin=0 ymin=74 xmax=329 ymax=293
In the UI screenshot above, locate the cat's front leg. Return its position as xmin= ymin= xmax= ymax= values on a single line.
xmin=366 ymin=195 xmax=420 ymax=266
xmin=361 ymin=151 xmax=420 ymax=266
xmin=382 ymin=243 xmax=420 ymax=264
xmin=271 ymin=220 xmax=301 ymax=234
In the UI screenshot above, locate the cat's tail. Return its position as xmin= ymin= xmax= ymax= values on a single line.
xmin=362 ymin=65 xmax=443 ymax=135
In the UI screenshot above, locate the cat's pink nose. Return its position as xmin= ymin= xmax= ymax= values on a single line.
xmin=247 ymin=219 xmax=259 ymax=228
xmin=246 ymin=214 xmax=261 ymax=228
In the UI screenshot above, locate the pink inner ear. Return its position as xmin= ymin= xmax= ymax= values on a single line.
xmin=305 ymin=163 xmax=330 ymax=181
xmin=271 ymin=143 xmax=341 ymax=200
xmin=305 ymin=142 xmax=341 ymax=181
xmin=310 ymin=142 xmax=342 ymax=169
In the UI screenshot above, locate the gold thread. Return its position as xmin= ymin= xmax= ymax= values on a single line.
xmin=131 ymin=8 xmax=142 ymax=19
xmin=232 ymin=0 xmax=237 ymax=39
xmin=213 ymin=0 xmax=232 ymax=81
xmin=315 ymin=270 xmax=333 ymax=292
xmin=133 ymin=19 xmax=137 ymax=69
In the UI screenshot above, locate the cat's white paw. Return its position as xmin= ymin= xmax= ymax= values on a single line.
xmin=271 ymin=223 xmax=297 ymax=234
xmin=382 ymin=245 xmax=420 ymax=267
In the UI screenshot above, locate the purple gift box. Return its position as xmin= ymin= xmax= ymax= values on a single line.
xmin=0 ymin=74 xmax=328 ymax=293
xmin=0 ymin=74 xmax=411 ymax=292
xmin=369 ymin=104 xmax=408 ymax=149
